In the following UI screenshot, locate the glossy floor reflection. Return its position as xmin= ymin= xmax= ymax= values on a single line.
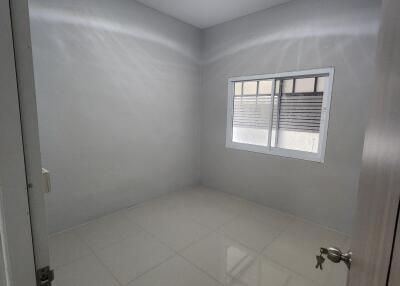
xmin=49 ymin=186 xmax=349 ymax=286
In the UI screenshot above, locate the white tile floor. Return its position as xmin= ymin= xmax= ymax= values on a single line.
xmin=50 ymin=186 xmax=349 ymax=286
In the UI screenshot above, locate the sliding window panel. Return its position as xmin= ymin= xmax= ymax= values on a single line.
xmin=232 ymin=80 xmax=273 ymax=147
xmin=271 ymin=77 xmax=326 ymax=153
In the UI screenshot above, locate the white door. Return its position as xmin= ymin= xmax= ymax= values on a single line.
xmin=348 ymin=0 xmax=400 ymax=285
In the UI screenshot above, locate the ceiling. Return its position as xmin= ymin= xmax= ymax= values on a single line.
xmin=136 ymin=0 xmax=293 ymax=29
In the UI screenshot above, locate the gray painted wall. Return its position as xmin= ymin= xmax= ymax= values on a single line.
xmin=200 ymin=0 xmax=380 ymax=234
xmin=30 ymin=0 xmax=380 ymax=234
xmin=29 ymin=0 xmax=202 ymax=232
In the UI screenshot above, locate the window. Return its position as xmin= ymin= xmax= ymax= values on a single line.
xmin=226 ymin=68 xmax=334 ymax=162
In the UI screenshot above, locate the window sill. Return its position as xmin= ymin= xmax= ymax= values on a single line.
xmin=225 ymin=141 xmax=325 ymax=163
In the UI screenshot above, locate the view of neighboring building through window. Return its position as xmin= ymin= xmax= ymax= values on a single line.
xmin=226 ymin=68 xmax=334 ymax=162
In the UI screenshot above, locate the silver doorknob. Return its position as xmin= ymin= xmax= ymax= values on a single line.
xmin=316 ymin=247 xmax=352 ymax=270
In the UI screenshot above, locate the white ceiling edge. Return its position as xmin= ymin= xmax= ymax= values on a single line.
xmin=135 ymin=0 xmax=294 ymax=29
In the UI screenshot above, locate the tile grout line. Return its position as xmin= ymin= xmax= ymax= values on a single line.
xmin=51 ymin=250 xmax=93 ymax=271
xmin=258 ymin=218 xmax=296 ymax=254
xmin=48 ymin=207 xmax=138 ymax=237
xmin=121 ymin=228 xmax=224 ymax=286
xmin=214 ymin=205 xmax=297 ymax=255
xmin=262 ymin=248 xmax=328 ymax=286
xmin=258 ymin=219 xmax=332 ymax=286
xmin=270 ymin=257 xmax=327 ymax=286
xmin=121 ymin=208 xmax=211 ymax=253
xmin=49 ymin=231 xmax=93 ymax=270
xmin=176 ymin=252 xmax=226 ymax=286
xmin=71 ymin=227 xmax=125 ymax=286
xmin=122 ymin=253 xmax=176 ymax=286
xmin=216 ymin=217 xmax=291 ymax=254
xmin=133 ymin=224 xmax=226 ymax=286
xmin=259 ymin=218 xmax=345 ymax=285
xmin=174 ymin=231 xmax=262 ymax=286
xmin=73 ymin=222 xmax=147 ymax=253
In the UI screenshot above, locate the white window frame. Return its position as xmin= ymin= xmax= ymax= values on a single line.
xmin=226 ymin=67 xmax=334 ymax=163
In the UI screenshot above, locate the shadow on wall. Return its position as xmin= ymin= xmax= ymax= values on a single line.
xmin=204 ymin=1 xmax=379 ymax=66
xmin=29 ymin=0 xmax=201 ymax=233
xmin=29 ymin=5 xmax=200 ymax=64
xmin=200 ymin=0 xmax=381 ymax=234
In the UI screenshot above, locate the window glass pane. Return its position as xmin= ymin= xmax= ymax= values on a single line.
xmin=273 ymin=130 xmax=320 ymax=153
xmin=316 ymin=77 xmax=326 ymax=92
xmin=243 ymin=81 xmax=258 ymax=95
xmin=294 ymin=77 xmax=315 ymax=93
xmin=283 ymin=79 xmax=293 ymax=93
xmin=272 ymin=78 xmax=323 ymax=153
xmin=234 ymin=82 xmax=242 ymax=96
xmin=232 ymin=93 xmax=271 ymax=146
xmin=258 ymin=80 xmax=272 ymax=94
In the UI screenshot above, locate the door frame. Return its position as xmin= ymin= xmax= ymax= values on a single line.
xmin=0 ymin=0 xmax=37 ymax=284
xmin=1 ymin=0 xmax=51 ymax=285
xmin=8 ymin=0 xmax=51 ymax=272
